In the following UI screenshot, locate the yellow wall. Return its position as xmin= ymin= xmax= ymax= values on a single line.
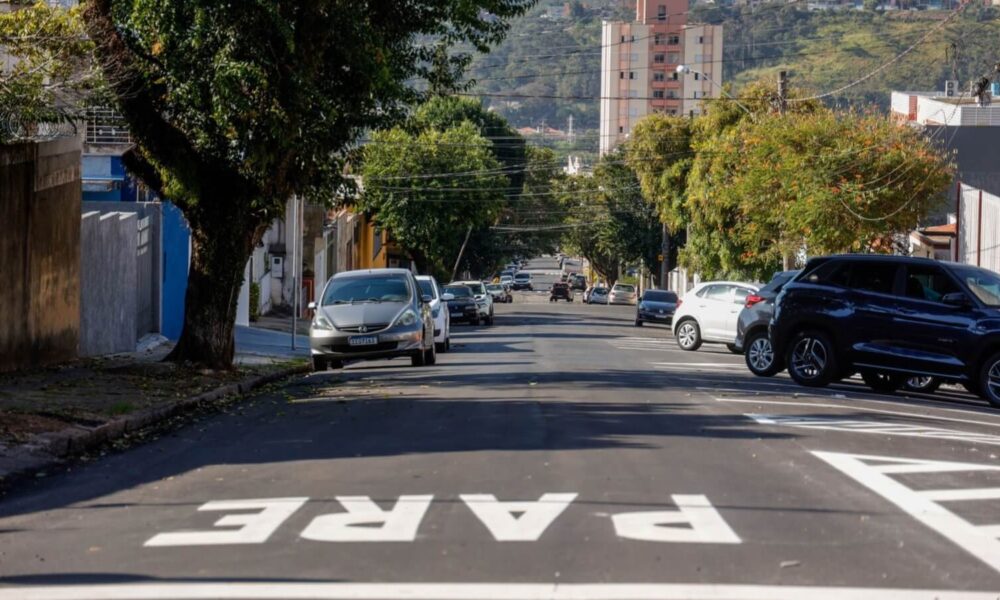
xmin=354 ymin=213 xmax=387 ymax=270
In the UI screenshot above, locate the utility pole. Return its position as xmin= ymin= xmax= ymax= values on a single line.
xmin=777 ymin=71 xmax=788 ymax=114
xmin=451 ymin=226 xmax=473 ymax=282
xmin=660 ymin=222 xmax=670 ymax=290
xmin=290 ymin=195 xmax=298 ymax=350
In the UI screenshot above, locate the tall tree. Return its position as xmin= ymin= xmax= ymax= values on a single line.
xmin=82 ymin=0 xmax=532 ymax=368
xmin=358 ymin=122 xmax=508 ymax=279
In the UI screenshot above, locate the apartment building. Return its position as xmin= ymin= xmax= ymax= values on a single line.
xmin=599 ymin=0 xmax=723 ymax=155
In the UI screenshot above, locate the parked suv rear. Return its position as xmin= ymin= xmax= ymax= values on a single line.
xmin=770 ymin=255 xmax=1000 ymax=406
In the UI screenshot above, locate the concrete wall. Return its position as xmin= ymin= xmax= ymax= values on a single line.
xmin=0 ymin=138 xmax=82 ymax=372
xmin=79 ymin=211 xmax=138 ymax=356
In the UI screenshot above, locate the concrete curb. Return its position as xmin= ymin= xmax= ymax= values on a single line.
xmin=0 ymin=363 xmax=311 ymax=490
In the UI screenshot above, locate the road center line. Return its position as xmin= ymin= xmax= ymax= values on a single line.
xmin=1 ymin=582 xmax=998 ymax=600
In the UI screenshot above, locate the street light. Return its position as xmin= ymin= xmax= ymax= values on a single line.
xmin=676 ymin=64 xmax=756 ymax=121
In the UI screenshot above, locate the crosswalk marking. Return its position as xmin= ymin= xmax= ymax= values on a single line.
xmin=750 ymin=414 xmax=1000 ymax=446
xmin=813 ymin=452 xmax=1000 ymax=574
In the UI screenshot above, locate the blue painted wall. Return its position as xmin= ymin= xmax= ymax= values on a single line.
xmin=161 ymin=202 xmax=190 ymax=340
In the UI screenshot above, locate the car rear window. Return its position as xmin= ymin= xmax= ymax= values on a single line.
xmin=760 ymin=271 xmax=799 ymax=294
xmin=643 ymin=290 xmax=677 ymax=302
xmin=417 ymin=279 xmax=437 ymax=299
xmin=614 ymin=284 xmax=635 ymax=293
xmin=515 ymin=273 xmax=530 ymax=280
xmin=444 ymin=286 xmax=472 ymax=298
xmin=593 ymin=287 xmax=608 ymax=294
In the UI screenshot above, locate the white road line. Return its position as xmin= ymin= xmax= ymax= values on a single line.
xmin=653 ymin=362 xmax=745 ymax=368
xmin=748 ymin=414 xmax=1000 ymax=446
xmin=814 ymin=451 xmax=1000 ymax=575
xmin=716 ymin=397 xmax=1000 ymax=429
xmin=1 ymin=583 xmax=998 ymax=600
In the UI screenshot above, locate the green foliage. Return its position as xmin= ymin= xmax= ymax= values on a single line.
xmin=249 ymin=282 xmax=261 ymax=322
xmin=627 ymin=114 xmax=694 ymax=232
xmin=359 ymin=122 xmax=508 ymax=277
xmin=0 ymin=2 xmax=97 ymax=141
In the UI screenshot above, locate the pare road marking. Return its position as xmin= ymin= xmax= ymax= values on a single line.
xmin=144 ymin=493 xmax=740 ymax=547
xmin=814 ymin=451 xmax=1000 ymax=574
xmin=2 ymin=582 xmax=999 ymax=600
xmin=749 ymin=414 xmax=1000 ymax=446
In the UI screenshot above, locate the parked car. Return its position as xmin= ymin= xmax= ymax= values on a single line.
xmin=309 ymin=268 xmax=436 ymax=371
xmin=570 ymin=274 xmax=587 ymax=291
xmin=512 ymin=272 xmax=533 ymax=291
xmin=734 ymin=270 xmax=799 ymax=377
xmin=770 ymin=254 xmax=1000 ymax=406
xmin=443 ymin=284 xmax=480 ymax=325
xmin=588 ymin=286 xmax=609 ymax=304
xmin=608 ymin=283 xmax=638 ymax=305
xmin=550 ymin=282 xmax=573 ymax=302
xmin=672 ymin=281 xmax=760 ymax=352
xmin=635 ymin=290 xmax=679 ymax=327
xmin=416 ymin=275 xmax=451 ymax=353
xmin=486 ymin=283 xmax=512 ymax=304
xmin=452 ymin=280 xmax=494 ymax=325
xmin=499 ymin=274 xmax=514 ymax=287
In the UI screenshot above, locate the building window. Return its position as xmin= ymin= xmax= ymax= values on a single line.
xmin=653 ymin=90 xmax=665 ymax=99
xmin=668 ymin=35 xmax=680 ymax=45
xmin=703 ymin=72 xmax=711 ymax=80
xmin=654 ymin=33 xmax=663 ymax=45
xmin=621 ymin=35 xmax=626 ymax=43
xmin=620 ymin=71 xmax=624 ymax=79
xmin=629 ymin=53 xmax=639 ymax=62
xmin=694 ymin=73 xmax=700 ymax=81
xmin=628 ymin=89 xmax=638 ymax=98
xmin=692 ymin=91 xmax=701 ymax=99
xmin=657 ymin=5 xmax=666 ymax=20
xmin=629 ymin=71 xmax=635 ymax=79
xmin=654 ymin=53 xmax=665 ymax=64
xmin=698 ymin=36 xmax=705 ymax=44
xmin=628 ymin=107 xmax=639 ymax=117
xmin=667 ymin=52 xmax=679 ymax=63
xmin=667 ymin=90 xmax=677 ymax=99
xmin=653 ymin=72 xmax=665 ymax=82
xmin=669 ymin=109 xmax=677 ymax=115
xmin=671 ymin=71 xmax=679 ymax=80
xmin=618 ymin=126 xmax=624 ymax=133
xmin=630 ymin=35 xmax=635 ymax=42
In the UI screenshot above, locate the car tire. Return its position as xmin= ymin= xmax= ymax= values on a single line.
xmin=744 ymin=331 xmax=782 ymax=377
xmin=786 ymin=329 xmax=838 ymax=388
xmin=979 ymin=352 xmax=1000 ymax=408
xmin=411 ymin=348 xmax=427 ymax=367
xmin=311 ymin=356 xmax=328 ymax=372
xmin=634 ymin=319 xmax=643 ymax=327
xmin=329 ymin=359 xmax=343 ymax=370
xmin=472 ymin=316 xmax=480 ymax=326
xmin=903 ymin=376 xmax=941 ymax=394
xmin=860 ymin=370 xmax=906 ymax=393
xmin=675 ymin=320 xmax=702 ymax=351
xmin=424 ymin=341 xmax=436 ymax=366
xmin=487 ymin=313 xmax=494 ymax=326
xmin=726 ymin=343 xmax=742 ymax=354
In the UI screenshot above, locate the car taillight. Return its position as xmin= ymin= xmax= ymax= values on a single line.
xmin=745 ymin=294 xmax=764 ymax=309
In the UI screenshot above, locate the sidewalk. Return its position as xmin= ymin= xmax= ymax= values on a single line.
xmin=0 ymin=330 xmax=310 ymax=488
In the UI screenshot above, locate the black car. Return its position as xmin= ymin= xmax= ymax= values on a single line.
xmin=635 ymin=290 xmax=678 ymax=327
xmin=734 ymin=270 xmax=799 ymax=376
xmin=770 ymin=255 xmax=1000 ymax=406
xmin=570 ymin=274 xmax=587 ymax=291
xmin=550 ymin=282 xmax=573 ymax=302
xmin=443 ymin=285 xmax=480 ymax=325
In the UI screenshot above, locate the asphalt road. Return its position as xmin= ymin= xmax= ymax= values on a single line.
xmin=4 ymin=258 xmax=1000 ymax=599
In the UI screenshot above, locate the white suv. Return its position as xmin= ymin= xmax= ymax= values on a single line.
xmin=672 ymin=281 xmax=760 ymax=352
xmin=416 ymin=275 xmax=450 ymax=352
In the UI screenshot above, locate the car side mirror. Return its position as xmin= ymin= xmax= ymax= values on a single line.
xmin=421 ymin=294 xmax=433 ymax=304
xmin=441 ymin=293 xmax=454 ymax=301
xmin=942 ymin=292 xmax=972 ymax=308
xmin=307 ymin=301 xmax=317 ymax=310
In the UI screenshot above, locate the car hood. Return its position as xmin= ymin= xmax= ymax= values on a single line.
xmin=640 ymin=300 xmax=676 ymax=311
xmin=318 ymin=302 xmax=406 ymax=329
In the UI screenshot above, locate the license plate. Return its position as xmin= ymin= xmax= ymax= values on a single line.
xmin=348 ymin=335 xmax=378 ymax=347
xmin=450 ymin=311 xmax=462 ymax=317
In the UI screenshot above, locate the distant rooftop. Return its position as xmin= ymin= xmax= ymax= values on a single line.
xmin=891 ymin=90 xmax=1000 ymax=127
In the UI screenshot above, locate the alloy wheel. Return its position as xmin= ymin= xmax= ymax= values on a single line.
xmin=748 ymin=337 xmax=774 ymax=372
xmin=790 ymin=336 xmax=827 ymax=381
xmin=678 ymin=324 xmax=697 ymax=349
xmin=989 ymin=359 xmax=1000 ymax=402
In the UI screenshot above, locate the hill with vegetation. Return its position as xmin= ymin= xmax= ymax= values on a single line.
xmin=468 ymin=0 xmax=1000 ymax=156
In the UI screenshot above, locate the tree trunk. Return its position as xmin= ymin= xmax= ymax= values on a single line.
xmin=166 ymin=205 xmax=267 ymax=370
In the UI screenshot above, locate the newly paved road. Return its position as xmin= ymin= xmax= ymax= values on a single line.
xmin=3 ymin=258 xmax=1000 ymax=599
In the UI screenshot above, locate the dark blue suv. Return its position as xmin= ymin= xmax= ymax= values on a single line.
xmin=770 ymin=255 xmax=1000 ymax=406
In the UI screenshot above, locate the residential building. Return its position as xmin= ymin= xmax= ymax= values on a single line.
xmin=599 ymin=0 xmax=723 ymax=155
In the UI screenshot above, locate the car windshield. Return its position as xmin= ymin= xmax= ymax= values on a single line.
xmin=486 ymin=284 xmax=504 ymax=292
xmin=953 ymin=265 xmax=1000 ymax=307
xmin=322 ymin=276 xmax=410 ymax=305
xmin=463 ymin=282 xmax=485 ymax=294
xmin=761 ymin=270 xmax=799 ymax=294
xmin=514 ymin=273 xmax=530 ymax=280
xmin=443 ymin=286 xmax=472 ymax=298
xmin=643 ymin=290 xmax=677 ymax=302
xmin=416 ymin=279 xmax=437 ymax=299
xmin=593 ymin=287 xmax=608 ymax=294
xmin=614 ymin=284 xmax=635 ymax=293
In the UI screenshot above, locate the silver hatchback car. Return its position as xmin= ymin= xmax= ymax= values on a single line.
xmin=309 ymin=268 xmax=436 ymax=371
